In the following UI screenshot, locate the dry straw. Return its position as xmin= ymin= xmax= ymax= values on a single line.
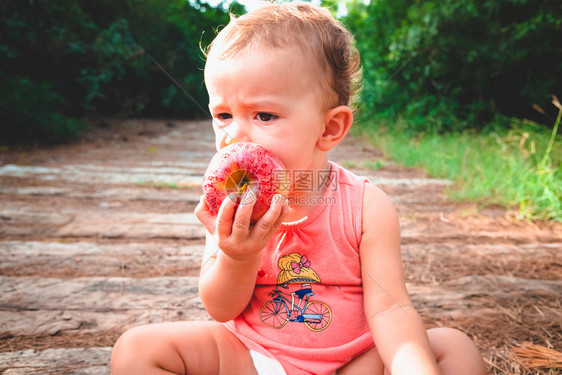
xmin=513 ymin=342 xmax=562 ymax=370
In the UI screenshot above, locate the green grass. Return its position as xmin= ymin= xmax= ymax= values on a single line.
xmin=340 ymin=159 xmax=385 ymax=171
xmin=354 ymin=106 xmax=561 ymax=222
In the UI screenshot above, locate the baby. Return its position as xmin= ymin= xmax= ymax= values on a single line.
xmin=111 ymin=3 xmax=486 ymax=374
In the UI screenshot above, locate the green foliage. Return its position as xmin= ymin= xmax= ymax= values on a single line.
xmin=343 ymin=0 xmax=562 ymax=133
xmin=1 ymin=75 xmax=88 ymax=141
xmin=1 ymin=0 xmax=236 ymax=142
xmin=344 ymin=0 xmax=562 ymax=220
xmin=355 ymin=102 xmax=562 ymax=221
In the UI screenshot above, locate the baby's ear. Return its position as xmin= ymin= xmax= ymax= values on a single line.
xmin=317 ymin=106 xmax=353 ymax=152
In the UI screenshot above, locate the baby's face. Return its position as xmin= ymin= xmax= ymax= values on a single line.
xmin=204 ymin=46 xmax=328 ymax=172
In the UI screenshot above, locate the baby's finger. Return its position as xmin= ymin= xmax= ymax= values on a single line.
xmin=215 ymin=193 xmax=239 ymax=239
xmin=274 ymin=197 xmax=290 ymax=226
xmin=250 ymin=194 xmax=287 ymax=239
xmin=194 ymin=196 xmax=216 ymax=233
xmin=231 ymin=188 xmax=257 ymax=234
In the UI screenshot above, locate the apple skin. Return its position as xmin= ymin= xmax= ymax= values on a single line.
xmin=202 ymin=142 xmax=290 ymax=223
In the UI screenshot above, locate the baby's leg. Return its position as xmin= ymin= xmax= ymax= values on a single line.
xmin=337 ymin=328 xmax=485 ymax=375
xmin=111 ymin=321 xmax=257 ymax=375
xmin=336 ymin=346 xmax=384 ymax=374
xmin=427 ymin=327 xmax=486 ymax=375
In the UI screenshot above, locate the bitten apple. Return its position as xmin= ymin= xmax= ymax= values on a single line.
xmin=202 ymin=142 xmax=290 ymax=223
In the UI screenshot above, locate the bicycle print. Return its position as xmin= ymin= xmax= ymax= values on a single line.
xmin=259 ymin=283 xmax=332 ymax=331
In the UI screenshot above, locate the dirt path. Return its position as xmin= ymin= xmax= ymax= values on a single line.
xmin=0 ymin=120 xmax=560 ymax=374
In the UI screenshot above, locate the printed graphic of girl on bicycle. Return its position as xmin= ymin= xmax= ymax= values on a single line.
xmin=260 ymin=253 xmax=332 ymax=331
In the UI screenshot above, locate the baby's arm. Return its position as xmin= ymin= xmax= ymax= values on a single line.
xmin=195 ymin=193 xmax=287 ymax=322
xmin=360 ymin=184 xmax=440 ymax=374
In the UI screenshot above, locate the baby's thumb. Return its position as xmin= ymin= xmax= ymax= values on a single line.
xmin=194 ymin=196 xmax=216 ymax=233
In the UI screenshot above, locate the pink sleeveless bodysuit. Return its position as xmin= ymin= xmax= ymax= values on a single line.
xmin=225 ymin=162 xmax=374 ymax=374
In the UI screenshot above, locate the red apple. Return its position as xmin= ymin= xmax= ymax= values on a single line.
xmin=202 ymin=142 xmax=290 ymax=223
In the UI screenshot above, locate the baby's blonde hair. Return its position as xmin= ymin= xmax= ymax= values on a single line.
xmin=205 ymin=2 xmax=362 ymax=109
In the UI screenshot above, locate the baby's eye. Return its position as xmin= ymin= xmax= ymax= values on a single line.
xmin=256 ymin=113 xmax=277 ymax=122
xmin=216 ymin=113 xmax=232 ymax=121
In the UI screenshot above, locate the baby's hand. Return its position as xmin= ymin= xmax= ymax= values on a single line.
xmin=195 ymin=189 xmax=288 ymax=261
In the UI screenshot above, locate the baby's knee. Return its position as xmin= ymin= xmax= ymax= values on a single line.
xmin=429 ymin=327 xmax=472 ymax=345
xmin=428 ymin=327 xmax=486 ymax=374
xmin=111 ymin=325 xmax=153 ymax=373
xmin=429 ymin=327 xmax=477 ymax=355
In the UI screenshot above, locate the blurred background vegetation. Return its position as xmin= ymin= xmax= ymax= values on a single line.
xmin=1 ymin=0 xmax=243 ymax=141
xmin=1 ymin=0 xmax=560 ymax=220
xmin=337 ymin=0 xmax=561 ymax=221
